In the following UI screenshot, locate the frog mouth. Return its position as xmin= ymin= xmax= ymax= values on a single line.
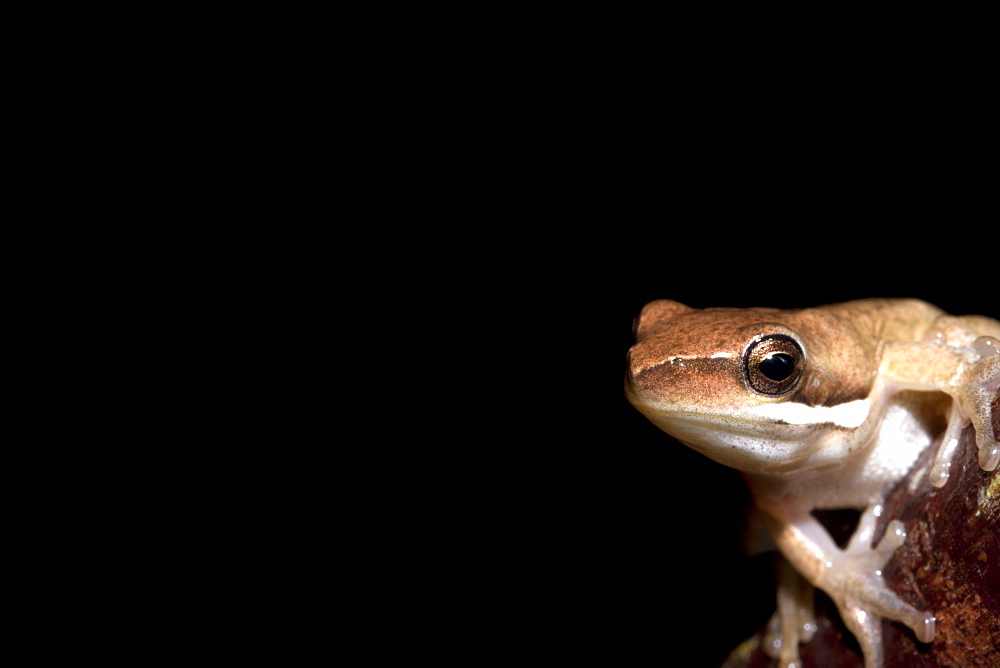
xmin=635 ymin=408 xmax=834 ymax=473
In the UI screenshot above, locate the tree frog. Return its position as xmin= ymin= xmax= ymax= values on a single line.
xmin=624 ymin=298 xmax=1000 ymax=668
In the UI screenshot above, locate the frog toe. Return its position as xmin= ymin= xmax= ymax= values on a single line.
xmin=836 ymin=598 xmax=884 ymax=668
xmin=947 ymin=352 xmax=999 ymax=476
xmin=978 ymin=436 xmax=999 ymax=471
xmin=877 ymin=520 xmax=907 ymax=553
xmin=971 ymin=355 xmax=999 ymax=470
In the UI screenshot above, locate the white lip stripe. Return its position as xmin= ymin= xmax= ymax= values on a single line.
xmin=748 ymin=398 xmax=871 ymax=428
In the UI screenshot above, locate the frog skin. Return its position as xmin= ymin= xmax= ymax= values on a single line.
xmin=623 ymin=298 xmax=1000 ymax=668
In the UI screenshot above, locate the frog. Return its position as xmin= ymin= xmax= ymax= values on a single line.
xmin=623 ymin=298 xmax=1000 ymax=668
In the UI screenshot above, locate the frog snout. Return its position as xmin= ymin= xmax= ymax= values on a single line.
xmin=624 ymin=347 xmax=677 ymax=400
xmin=623 ymin=347 xmax=647 ymax=400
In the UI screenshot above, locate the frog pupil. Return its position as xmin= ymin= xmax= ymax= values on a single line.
xmin=760 ymin=353 xmax=795 ymax=381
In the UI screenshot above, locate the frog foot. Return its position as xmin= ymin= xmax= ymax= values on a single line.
xmin=817 ymin=505 xmax=935 ymax=668
xmin=763 ymin=559 xmax=817 ymax=668
xmin=967 ymin=340 xmax=1000 ymax=471
xmin=930 ymin=343 xmax=1000 ymax=486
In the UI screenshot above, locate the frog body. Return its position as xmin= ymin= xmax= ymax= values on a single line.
xmin=624 ymin=298 xmax=1000 ymax=668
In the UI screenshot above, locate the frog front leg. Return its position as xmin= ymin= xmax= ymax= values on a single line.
xmin=758 ymin=501 xmax=934 ymax=668
xmin=881 ymin=326 xmax=1000 ymax=485
xmin=943 ymin=335 xmax=1000 ymax=475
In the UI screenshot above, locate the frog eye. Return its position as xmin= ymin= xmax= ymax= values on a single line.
xmin=744 ymin=335 xmax=804 ymax=395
